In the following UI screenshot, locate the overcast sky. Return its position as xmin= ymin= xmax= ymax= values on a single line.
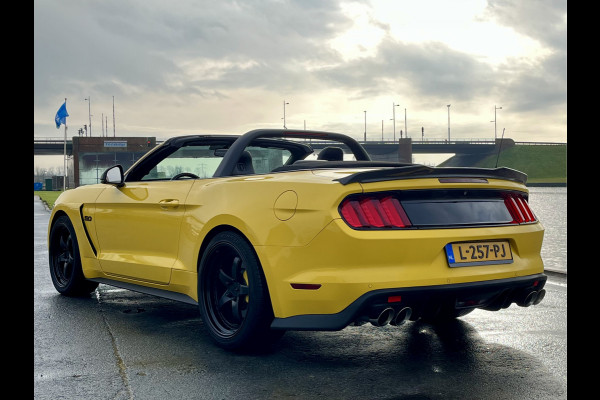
xmin=34 ymin=0 xmax=566 ymax=167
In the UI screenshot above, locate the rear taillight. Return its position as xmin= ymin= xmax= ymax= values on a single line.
xmin=340 ymin=195 xmax=411 ymax=229
xmin=503 ymin=192 xmax=537 ymax=223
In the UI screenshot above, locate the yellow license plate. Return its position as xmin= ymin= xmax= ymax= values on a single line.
xmin=445 ymin=240 xmax=513 ymax=267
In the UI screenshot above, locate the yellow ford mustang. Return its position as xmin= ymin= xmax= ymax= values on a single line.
xmin=48 ymin=129 xmax=547 ymax=351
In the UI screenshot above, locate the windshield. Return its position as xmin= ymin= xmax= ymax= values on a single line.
xmin=140 ymin=145 xmax=221 ymax=180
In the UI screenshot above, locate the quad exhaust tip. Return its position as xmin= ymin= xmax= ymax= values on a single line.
xmin=517 ymin=289 xmax=546 ymax=307
xmin=367 ymin=307 xmax=413 ymax=327
xmin=369 ymin=307 xmax=395 ymax=327
xmin=533 ymin=289 xmax=546 ymax=305
xmin=390 ymin=307 xmax=412 ymax=326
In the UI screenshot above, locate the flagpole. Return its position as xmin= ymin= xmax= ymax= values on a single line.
xmin=63 ymin=97 xmax=67 ymax=191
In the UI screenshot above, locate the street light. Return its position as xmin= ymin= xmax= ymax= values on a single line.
xmin=84 ymin=97 xmax=92 ymax=136
xmin=112 ymin=95 xmax=116 ymax=137
xmin=392 ymin=102 xmax=400 ymax=140
xmin=282 ymin=100 xmax=289 ymax=129
xmin=494 ymin=105 xmax=503 ymax=140
xmin=364 ymin=110 xmax=367 ymax=141
xmin=447 ymin=104 xmax=451 ymax=141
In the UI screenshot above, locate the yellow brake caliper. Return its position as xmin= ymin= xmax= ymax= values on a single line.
xmin=243 ymin=270 xmax=249 ymax=303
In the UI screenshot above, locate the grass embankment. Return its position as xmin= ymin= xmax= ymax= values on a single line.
xmin=440 ymin=144 xmax=567 ymax=185
xmin=34 ymin=190 xmax=63 ymax=209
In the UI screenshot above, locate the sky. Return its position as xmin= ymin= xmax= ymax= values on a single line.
xmin=34 ymin=0 xmax=567 ymax=169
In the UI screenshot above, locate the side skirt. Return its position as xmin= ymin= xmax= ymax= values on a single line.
xmin=88 ymin=277 xmax=198 ymax=306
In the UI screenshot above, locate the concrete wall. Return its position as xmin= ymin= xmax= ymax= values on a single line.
xmin=398 ymin=138 xmax=412 ymax=163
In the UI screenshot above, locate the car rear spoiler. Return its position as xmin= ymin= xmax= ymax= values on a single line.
xmin=335 ymin=165 xmax=528 ymax=185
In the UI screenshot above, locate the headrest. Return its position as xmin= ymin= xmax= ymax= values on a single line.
xmin=317 ymin=146 xmax=344 ymax=161
xmin=232 ymin=151 xmax=255 ymax=175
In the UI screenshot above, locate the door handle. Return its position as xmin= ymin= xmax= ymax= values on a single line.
xmin=159 ymin=199 xmax=180 ymax=209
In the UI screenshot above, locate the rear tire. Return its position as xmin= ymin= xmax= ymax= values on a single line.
xmin=48 ymin=215 xmax=99 ymax=296
xmin=198 ymin=231 xmax=283 ymax=351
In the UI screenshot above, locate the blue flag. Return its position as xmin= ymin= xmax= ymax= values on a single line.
xmin=55 ymin=101 xmax=69 ymax=128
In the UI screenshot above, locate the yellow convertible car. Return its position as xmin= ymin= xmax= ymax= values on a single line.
xmin=48 ymin=129 xmax=547 ymax=350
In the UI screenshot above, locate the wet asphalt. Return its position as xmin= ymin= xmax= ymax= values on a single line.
xmin=34 ymin=196 xmax=567 ymax=400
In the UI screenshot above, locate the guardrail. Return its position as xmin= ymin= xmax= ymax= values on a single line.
xmin=514 ymin=141 xmax=566 ymax=146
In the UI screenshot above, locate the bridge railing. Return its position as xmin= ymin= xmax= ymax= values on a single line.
xmin=411 ymin=138 xmax=494 ymax=144
xmin=514 ymin=141 xmax=566 ymax=146
xmin=34 ymin=137 xmax=566 ymax=146
xmin=365 ymin=138 xmax=496 ymax=145
xmin=34 ymin=137 xmax=70 ymax=142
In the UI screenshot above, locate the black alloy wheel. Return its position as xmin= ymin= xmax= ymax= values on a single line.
xmin=198 ymin=231 xmax=283 ymax=351
xmin=48 ymin=215 xmax=98 ymax=296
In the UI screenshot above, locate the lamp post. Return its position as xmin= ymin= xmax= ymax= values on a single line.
xmin=283 ymin=100 xmax=289 ymax=129
xmin=392 ymin=102 xmax=400 ymax=140
xmin=447 ymin=104 xmax=451 ymax=141
xmin=112 ymin=96 xmax=116 ymax=137
xmin=404 ymin=108 xmax=407 ymax=138
xmin=364 ymin=110 xmax=367 ymax=141
xmin=85 ymin=97 xmax=92 ymax=136
xmin=494 ymin=105 xmax=502 ymax=140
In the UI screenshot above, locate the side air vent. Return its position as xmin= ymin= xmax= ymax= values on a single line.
xmin=79 ymin=205 xmax=97 ymax=256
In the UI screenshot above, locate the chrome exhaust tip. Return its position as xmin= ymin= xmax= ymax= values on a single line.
xmin=389 ymin=307 xmax=412 ymax=326
xmin=517 ymin=291 xmax=537 ymax=307
xmin=533 ymin=289 xmax=546 ymax=305
xmin=369 ymin=307 xmax=395 ymax=326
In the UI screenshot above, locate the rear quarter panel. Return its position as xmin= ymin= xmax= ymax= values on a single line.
xmin=172 ymin=171 xmax=360 ymax=301
xmin=176 ymin=172 xmax=363 ymax=271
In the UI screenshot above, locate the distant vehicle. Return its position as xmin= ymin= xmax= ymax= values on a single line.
xmin=48 ymin=129 xmax=546 ymax=351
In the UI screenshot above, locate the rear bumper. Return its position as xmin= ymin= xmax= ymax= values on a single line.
xmin=271 ymin=273 xmax=547 ymax=330
xmin=258 ymin=219 xmax=545 ymax=319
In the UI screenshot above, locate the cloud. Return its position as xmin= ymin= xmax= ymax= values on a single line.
xmin=484 ymin=0 xmax=566 ymax=51
xmin=34 ymin=0 xmax=566 ymax=145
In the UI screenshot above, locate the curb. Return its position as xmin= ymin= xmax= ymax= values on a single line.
xmin=35 ymin=195 xmax=52 ymax=212
xmin=544 ymin=268 xmax=567 ymax=279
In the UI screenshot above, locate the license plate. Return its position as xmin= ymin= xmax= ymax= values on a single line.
xmin=445 ymin=240 xmax=513 ymax=267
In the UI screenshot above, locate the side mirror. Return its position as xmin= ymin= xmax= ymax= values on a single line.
xmin=101 ymin=165 xmax=124 ymax=186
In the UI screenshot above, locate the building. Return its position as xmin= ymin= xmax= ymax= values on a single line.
xmin=72 ymin=136 xmax=156 ymax=187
